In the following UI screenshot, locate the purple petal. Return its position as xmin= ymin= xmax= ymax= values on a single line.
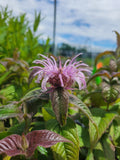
xmin=59 ymin=74 xmax=64 ymax=87
xmin=70 ymin=53 xmax=82 ymax=64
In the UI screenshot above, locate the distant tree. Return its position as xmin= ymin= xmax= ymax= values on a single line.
xmin=58 ymin=43 xmax=76 ymax=56
xmin=58 ymin=43 xmax=92 ymax=58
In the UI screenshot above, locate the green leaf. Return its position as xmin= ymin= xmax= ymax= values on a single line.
xmin=88 ymin=91 xmax=106 ymax=107
xmin=0 ymin=103 xmax=22 ymax=120
xmin=76 ymin=124 xmax=90 ymax=148
xmin=94 ymin=142 xmax=106 ymax=160
xmin=37 ymin=146 xmax=48 ymax=156
xmin=20 ymin=87 xmax=49 ymax=103
xmin=0 ymin=131 xmax=11 ymax=140
xmin=0 ymin=70 xmax=12 ymax=85
xmin=20 ymin=88 xmax=49 ymax=115
xmin=42 ymin=107 xmax=55 ymax=121
xmin=101 ymin=135 xmax=115 ymax=160
xmin=0 ymin=63 xmax=6 ymax=73
xmin=69 ymin=94 xmax=98 ymax=133
xmin=8 ymin=122 xmax=26 ymax=135
xmin=109 ymin=116 xmax=120 ymax=146
xmin=46 ymin=118 xmax=80 ymax=160
xmin=0 ymin=85 xmax=16 ymax=101
xmin=33 ymin=11 xmax=41 ymax=32
xmin=89 ymin=108 xmax=116 ymax=149
xmin=86 ymin=150 xmax=94 ymax=160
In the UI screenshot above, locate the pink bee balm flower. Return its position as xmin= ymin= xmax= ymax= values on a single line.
xmin=30 ymin=53 xmax=91 ymax=91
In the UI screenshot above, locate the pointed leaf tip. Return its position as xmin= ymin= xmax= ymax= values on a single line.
xmin=26 ymin=130 xmax=72 ymax=157
xmin=0 ymin=130 xmax=72 ymax=158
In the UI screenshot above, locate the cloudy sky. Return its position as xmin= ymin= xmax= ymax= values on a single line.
xmin=0 ymin=0 xmax=120 ymax=52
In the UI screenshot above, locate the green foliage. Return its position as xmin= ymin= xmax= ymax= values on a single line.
xmin=89 ymin=108 xmax=116 ymax=149
xmin=0 ymin=103 xmax=22 ymax=120
xmin=69 ymin=93 xmax=98 ymax=132
xmin=0 ymin=6 xmax=50 ymax=63
xmin=46 ymin=118 xmax=80 ymax=160
xmin=101 ymin=135 xmax=115 ymax=160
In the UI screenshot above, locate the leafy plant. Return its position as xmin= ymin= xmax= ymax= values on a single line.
xmin=0 ymin=130 xmax=71 ymax=159
xmin=0 ymin=6 xmax=50 ymax=64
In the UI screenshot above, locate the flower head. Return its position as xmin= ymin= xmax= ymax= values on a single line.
xmin=30 ymin=53 xmax=91 ymax=91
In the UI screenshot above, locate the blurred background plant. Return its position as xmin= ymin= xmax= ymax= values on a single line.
xmin=0 ymin=6 xmax=50 ymax=63
xmin=0 ymin=6 xmax=51 ymax=105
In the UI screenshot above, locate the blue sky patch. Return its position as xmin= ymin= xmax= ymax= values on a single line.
xmin=93 ymin=40 xmax=116 ymax=49
xmin=73 ymin=20 xmax=90 ymax=27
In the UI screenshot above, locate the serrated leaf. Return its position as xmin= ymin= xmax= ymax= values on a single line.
xmin=0 ymin=103 xmax=22 ymax=120
xmin=89 ymin=108 xmax=116 ymax=149
xmin=69 ymin=94 xmax=98 ymax=133
xmin=102 ymin=86 xmax=119 ymax=104
xmin=95 ymin=51 xmax=114 ymax=65
xmin=0 ymin=130 xmax=71 ymax=158
xmin=50 ymin=88 xmax=69 ymax=126
xmin=20 ymin=87 xmax=49 ymax=103
xmin=46 ymin=118 xmax=80 ymax=160
xmin=26 ymin=130 xmax=72 ymax=157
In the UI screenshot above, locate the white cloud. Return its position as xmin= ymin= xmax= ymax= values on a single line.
xmin=0 ymin=0 xmax=120 ymax=51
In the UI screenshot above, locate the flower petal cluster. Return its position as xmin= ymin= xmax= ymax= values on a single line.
xmin=30 ymin=54 xmax=91 ymax=91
